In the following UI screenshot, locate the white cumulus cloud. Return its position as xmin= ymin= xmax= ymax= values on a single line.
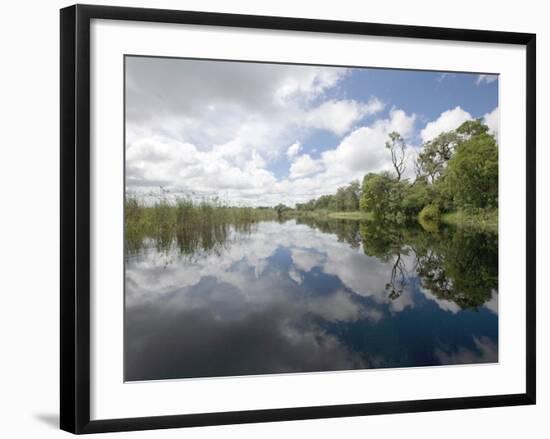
xmin=126 ymin=134 xmax=277 ymax=201
xmin=421 ymin=106 xmax=472 ymax=142
xmin=483 ymin=107 xmax=499 ymax=139
xmin=322 ymin=108 xmax=416 ymax=174
xmin=289 ymin=154 xmax=324 ymax=179
xmin=274 ymin=68 xmax=348 ymax=103
xmin=286 ymin=141 xmax=301 ymax=159
xmin=304 ymin=97 xmax=384 ymax=135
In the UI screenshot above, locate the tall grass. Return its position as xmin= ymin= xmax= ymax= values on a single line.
xmin=441 ymin=209 xmax=498 ymax=234
xmin=125 ymin=195 xmax=277 ymax=256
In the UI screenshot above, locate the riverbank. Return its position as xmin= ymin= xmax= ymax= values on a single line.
xmin=327 ymin=211 xmax=373 ymax=220
xmin=284 ymin=210 xmax=373 ymax=220
xmin=289 ymin=208 xmax=498 ymax=233
xmin=441 ymin=209 xmax=498 ymax=233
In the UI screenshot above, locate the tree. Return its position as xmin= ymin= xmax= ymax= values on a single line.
xmin=414 ymin=119 xmax=496 ymax=213
xmin=274 ymin=203 xmax=290 ymax=219
xmin=401 ymin=176 xmax=433 ymax=217
xmin=360 ymin=173 xmax=388 ymax=214
xmin=446 ymin=134 xmax=498 ymax=209
xmin=344 ymin=180 xmax=361 ymax=211
xmin=360 ymin=172 xmax=407 ymax=222
xmin=386 ymin=131 xmax=407 ymax=181
xmin=314 ymin=194 xmax=333 ymax=210
xmin=333 ymin=181 xmax=361 ymax=211
xmin=333 ymin=187 xmax=347 ymax=211
xmin=456 ymin=118 xmax=490 ymax=139
xmin=416 ymin=131 xmax=457 ymax=183
xmin=443 ymin=128 xmax=498 ymax=210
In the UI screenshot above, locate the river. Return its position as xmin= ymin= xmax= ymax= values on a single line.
xmin=124 ymin=218 xmax=498 ymax=381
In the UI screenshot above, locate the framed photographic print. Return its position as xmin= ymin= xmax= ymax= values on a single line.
xmin=60 ymin=4 xmax=536 ymax=434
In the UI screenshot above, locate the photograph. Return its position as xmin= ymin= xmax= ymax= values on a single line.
xmin=123 ymin=56 xmax=500 ymax=382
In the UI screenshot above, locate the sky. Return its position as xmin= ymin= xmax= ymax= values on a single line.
xmin=125 ymin=56 xmax=498 ymax=207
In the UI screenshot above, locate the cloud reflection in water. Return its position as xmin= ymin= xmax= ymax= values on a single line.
xmin=125 ymin=220 xmax=498 ymax=381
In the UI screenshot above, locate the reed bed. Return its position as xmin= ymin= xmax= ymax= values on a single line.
xmin=125 ymin=196 xmax=277 ymax=256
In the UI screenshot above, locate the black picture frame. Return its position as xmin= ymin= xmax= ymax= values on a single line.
xmin=60 ymin=4 xmax=536 ymax=434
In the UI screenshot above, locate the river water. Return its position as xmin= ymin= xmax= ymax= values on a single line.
xmin=124 ymin=218 xmax=498 ymax=381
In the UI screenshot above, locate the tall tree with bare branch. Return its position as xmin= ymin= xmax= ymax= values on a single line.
xmin=385 ymin=131 xmax=406 ymax=181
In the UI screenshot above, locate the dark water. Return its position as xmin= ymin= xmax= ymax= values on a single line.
xmin=124 ymin=218 xmax=498 ymax=381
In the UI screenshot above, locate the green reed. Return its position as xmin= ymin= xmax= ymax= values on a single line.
xmin=125 ymin=195 xmax=277 ymax=256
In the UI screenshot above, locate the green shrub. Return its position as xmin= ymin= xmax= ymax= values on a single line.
xmin=419 ymin=204 xmax=441 ymax=223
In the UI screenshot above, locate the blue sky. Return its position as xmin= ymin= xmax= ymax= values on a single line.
xmin=344 ymin=69 xmax=498 ymax=123
xmin=267 ymin=68 xmax=498 ymax=179
xmin=125 ymin=57 xmax=498 ymax=206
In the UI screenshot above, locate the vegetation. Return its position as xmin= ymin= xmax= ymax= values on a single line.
xmin=358 ymin=120 xmax=498 ymax=228
xmin=284 ymin=119 xmax=497 ymax=231
xmin=418 ymin=204 xmax=441 ymax=223
xmin=125 ymin=119 xmax=498 ymax=258
xmin=125 ymin=194 xmax=277 ymax=255
xmin=441 ymin=209 xmax=498 ymax=233
xmin=327 ymin=211 xmax=373 ymax=220
xmin=295 ymin=181 xmax=361 ymax=213
xmin=360 ymin=171 xmax=408 ymax=222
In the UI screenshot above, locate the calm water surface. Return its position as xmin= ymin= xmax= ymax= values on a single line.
xmin=124 ymin=218 xmax=498 ymax=381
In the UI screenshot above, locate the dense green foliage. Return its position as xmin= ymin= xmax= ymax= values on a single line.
xmin=418 ymin=204 xmax=440 ymax=223
xmin=360 ymin=172 xmax=408 ymax=222
xmin=295 ymin=180 xmax=361 ymax=213
xmin=443 ymin=130 xmax=498 ymax=210
xmin=359 ymin=119 xmax=498 ymax=227
xmin=294 ymin=119 xmax=498 ymax=228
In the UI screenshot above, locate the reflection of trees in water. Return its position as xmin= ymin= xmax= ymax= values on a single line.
xmin=299 ymin=217 xmax=498 ymax=310
xmin=128 ymin=213 xmax=498 ymax=310
xmin=369 ymin=223 xmax=497 ymax=309
xmin=387 ymin=253 xmax=407 ymax=300
xmin=358 ymin=221 xmax=410 ymax=300
xmin=296 ymin=217 xmax=362 ymax=249
xmin=413 ymin=227 xmax=498 ymax=308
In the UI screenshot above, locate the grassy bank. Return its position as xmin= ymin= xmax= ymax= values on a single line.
xmin=285 ymin=210 xmax=372 ymax=220
xmin=327 ymin=211 xmax=373 ymax=220
xmin=441 ymin=209 xmax=498 ymax=233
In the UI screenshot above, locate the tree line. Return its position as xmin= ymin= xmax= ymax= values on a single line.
xmin=295 ymin=180 xmax=361 ymax=213
xmin=293 ymin=119 xmax=498 ymax=225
